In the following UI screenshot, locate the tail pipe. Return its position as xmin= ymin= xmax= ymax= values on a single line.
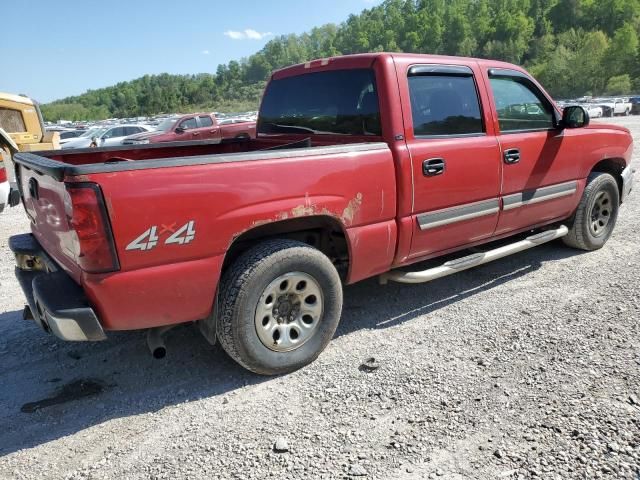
xmin=380 ymin=225 xmax=568 ymax=285
xmin=146 ymin=326 xmax=175 ymax=359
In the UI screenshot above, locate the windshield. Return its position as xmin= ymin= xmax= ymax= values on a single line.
xmin=156 ymin=118 xmax=179 ymax=132
xmin=258 ymin=68 xmax=381 ymax=136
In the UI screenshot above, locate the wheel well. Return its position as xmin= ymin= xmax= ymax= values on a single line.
xmin=222 ymin=216 xmax=350 ymax=280
xmin=591 ymin=158 xmax=625 ymax=200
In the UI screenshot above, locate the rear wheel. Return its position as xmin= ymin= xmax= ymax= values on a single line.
xmin=217 ymin=239 xmax=343 ymax=375
xmin=563 ymin=172 xmax=619 ymax=251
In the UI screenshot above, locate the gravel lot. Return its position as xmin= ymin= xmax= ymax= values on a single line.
xmin=0 ymin=117 xmax=639 ymax=480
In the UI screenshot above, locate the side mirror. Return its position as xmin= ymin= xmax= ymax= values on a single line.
xmin=561 ymin=105 xmax=589 ymax=129
xmin=175 ymin=126 xmax=185 ymax=134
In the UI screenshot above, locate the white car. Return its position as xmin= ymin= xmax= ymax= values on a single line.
xmin=62 ymin=124 xmax=152 ymax=149
xmin=583 ymin=104 xmax=603 ymax=118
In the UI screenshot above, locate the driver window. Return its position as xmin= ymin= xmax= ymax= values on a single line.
xmin=180 ymin=117 xmax=198 ymax=130
xmin=489 ymin=76 xmax=554 ymax=132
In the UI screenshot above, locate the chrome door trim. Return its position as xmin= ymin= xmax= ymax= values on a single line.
xmin=417 ymin=198 xmax=500 ymax=230
xmin=502 ymin=180 xmax=578 ymax=211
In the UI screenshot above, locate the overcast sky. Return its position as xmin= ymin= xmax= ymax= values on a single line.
xmin=1 ymin=0 xmax=382 ymax=102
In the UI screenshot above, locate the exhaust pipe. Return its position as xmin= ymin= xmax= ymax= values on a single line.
xmin=146 ymin=326 xmax=174 ymax=359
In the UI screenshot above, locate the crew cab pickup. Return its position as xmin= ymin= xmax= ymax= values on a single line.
xmin=592 ymin=97 xmax=633 ymax=117
xmin=122 ymin=113 xmax=256 ymax=145
xmin=8 ymin=53 xmax=634 ymax=375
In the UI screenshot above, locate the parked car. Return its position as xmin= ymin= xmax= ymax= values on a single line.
xmin=122 ymin=113 xmax=256 ymax=145
xmin=9 ymin=53 xmax=634 ymax=375
xmin=630 ymin=96 xmax=640 ymax=115
xmin=62 ymin=124 xmax=152 ymax=149
xmin=58 ymin=129 xmax=88 ymax=145
xmin=583 ymin=104 xmax=603 ymax=118
xmin=590 ymin=97 xmax=632 ymax=117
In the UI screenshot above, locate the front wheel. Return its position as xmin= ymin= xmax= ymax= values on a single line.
xmin=563 ymin=172 xmax=619 ymax=251
xmin=217 ymin=239 xmax=343 ymax=375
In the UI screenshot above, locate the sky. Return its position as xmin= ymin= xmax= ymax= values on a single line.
xmin=0 ymin=0 xmax=382 ymax=103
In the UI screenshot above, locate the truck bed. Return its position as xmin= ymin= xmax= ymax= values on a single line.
xmin=16 ymin=136 xmax=377 ymax=180
xmin=13 ymin=136 xmax=397 ymax=331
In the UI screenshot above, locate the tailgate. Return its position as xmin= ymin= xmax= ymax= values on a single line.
xmin=16 ymin=161 xmax=83 ymax=282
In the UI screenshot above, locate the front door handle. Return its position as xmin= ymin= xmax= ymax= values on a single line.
xmin=423 ymin=158 xmax=445 ymax=176
xmin=504 ymin=148 xmax=520 ymax=164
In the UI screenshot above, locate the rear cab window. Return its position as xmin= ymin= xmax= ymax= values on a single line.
xmin=258 ymin=68 xmax=381 ymax=136
xmin=407 ymin=65 xmax=484 ymax=137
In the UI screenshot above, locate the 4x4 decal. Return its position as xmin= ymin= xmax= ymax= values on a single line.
xmin=126 ymin=221 xmax=195 ymax=251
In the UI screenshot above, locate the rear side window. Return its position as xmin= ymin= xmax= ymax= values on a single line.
xmin=199 ymin=116 xmax=213 ymax=127
xmin=0 ymin=108 xmax=26 ymax=133
xmin=408 ymin=73 xmax=484 ymax=137
xmin=259 ymin=69 xmax=381 ymax=136
xmin=489 ymin=75 xmax=554 ymax=132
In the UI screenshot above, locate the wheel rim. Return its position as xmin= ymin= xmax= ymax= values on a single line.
xmin=589 ymin=190 xmax=612 ymax=237
xmin=254 ymin=272 xmax=323 ymax=352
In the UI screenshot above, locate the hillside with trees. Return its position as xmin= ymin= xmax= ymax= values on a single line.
xmin=41 ymin=0 xmax=640 ymax=121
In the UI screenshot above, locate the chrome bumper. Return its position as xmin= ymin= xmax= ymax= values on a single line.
xmin=621 ymin=165 xmax=634 ymax=203
xmin=9 ymin=233 xmax=106 ymax=342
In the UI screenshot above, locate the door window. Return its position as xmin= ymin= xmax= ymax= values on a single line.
xmin=0 ymin=108 xmax=26 ymax=133
xmin=489 ymin=76 xmax=554 ymax=132
xmin=198 ymin=116 xmax=213 ymax=127
xmin=103 ymin=127 xmax=124 ymax=139
xmin=180 ymin=117 xmax=198 ymax=130
xmin=408 ymin=74 xmax=484 ymax=137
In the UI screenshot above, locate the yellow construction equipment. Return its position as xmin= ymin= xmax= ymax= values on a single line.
xmin=0 ymin=92 xmax=59 ymax=152
xmin=0 ymin=92 xmax=59 ymax=209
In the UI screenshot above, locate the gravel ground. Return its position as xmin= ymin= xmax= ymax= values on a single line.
xmin=0 ymin=117 xmax=639 ymax=480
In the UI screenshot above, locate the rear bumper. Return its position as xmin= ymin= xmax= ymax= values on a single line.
xmin=621 ymin=165 xmax=634 ymax=203
xmin=9 ymin=233 xmax=106 ymax=341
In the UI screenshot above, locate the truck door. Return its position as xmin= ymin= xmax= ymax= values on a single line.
xmin=178 ymin=116 xmax=199 ymax=140
xmin=484 ymin=68 xmax=581 ymax=235
xmin=197 ymin=115 xmax=220 ymax=140
xmin=403 ymin=65 xmax=502 ymax=259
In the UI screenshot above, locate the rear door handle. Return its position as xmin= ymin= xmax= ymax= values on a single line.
xmin=504 ymin=148 xmax=520 ymax=164
xmin=423 ymin=158 xmax=445 ymax=176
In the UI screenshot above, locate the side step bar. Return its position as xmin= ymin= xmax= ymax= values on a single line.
xmin=379 ymin=225 xmax=568 ymax=285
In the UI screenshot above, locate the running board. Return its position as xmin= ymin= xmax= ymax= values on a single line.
xmin=379 ymin=225 xmax=568 ymax=285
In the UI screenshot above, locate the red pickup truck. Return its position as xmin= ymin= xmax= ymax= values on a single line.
xmin=122 ymin=113 xmax=256 ymax=145
xmin=8 ymin=53 xmax=634 ymax=375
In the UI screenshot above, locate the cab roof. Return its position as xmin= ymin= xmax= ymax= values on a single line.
xmin=0 ymin=92 xmax=35 ymax=106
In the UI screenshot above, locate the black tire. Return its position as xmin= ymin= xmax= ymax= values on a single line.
xmin=217 ymin=239 xmax=343 ymax=375
xmin=563 ymin=172 xmax=619 ymax=251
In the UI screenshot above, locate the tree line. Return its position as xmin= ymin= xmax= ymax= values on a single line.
xmin=41 ymin=0 xmax=640 ymax=121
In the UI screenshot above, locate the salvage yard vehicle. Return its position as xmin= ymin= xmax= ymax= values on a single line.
xmin=0 ymin=92 xmax=60 ymax=210
xmin=62 ymin=124 xmax=152 ymax=149
xmin=122 ymin=112 xmax=256 ymax=145
xmin=0 ymin=92 xmax=60 ymax=154
xmin=590 ymin=97 xmax=633 ymax=117
xmin=8 ymin=53 xmax=634 ymax=375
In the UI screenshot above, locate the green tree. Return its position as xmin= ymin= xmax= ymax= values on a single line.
xmin=605 ymin=74 xmax=632 ymax=94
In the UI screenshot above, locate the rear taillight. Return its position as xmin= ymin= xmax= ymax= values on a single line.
xmin=0 ymin=165 xmax=7 ymax=183
xmin=66 ymin=183 xmax=119 ymax=273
